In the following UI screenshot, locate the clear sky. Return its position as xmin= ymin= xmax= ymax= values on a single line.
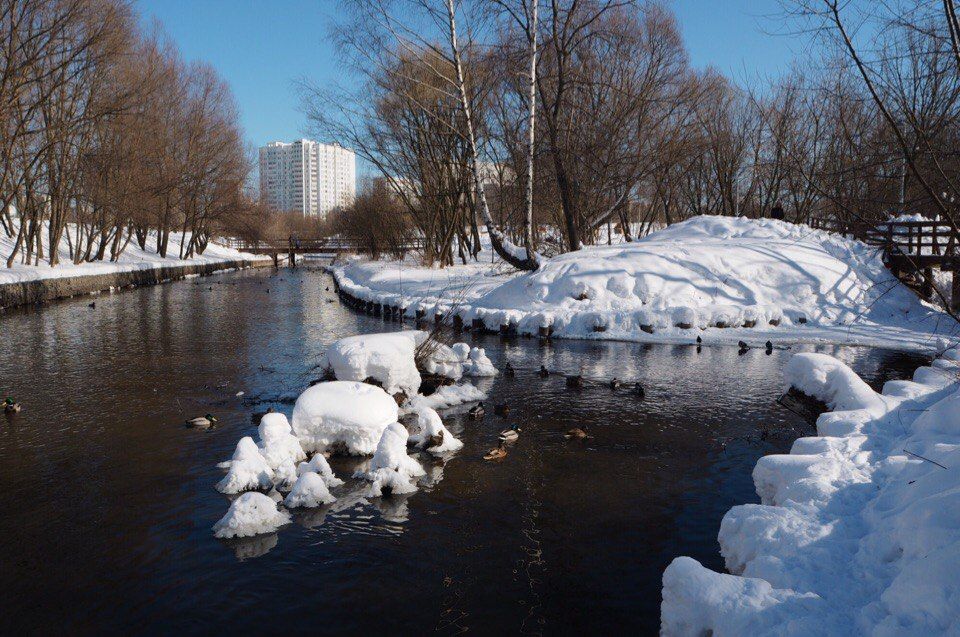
xmin=133 ymin=0 xmax=800 ymax=151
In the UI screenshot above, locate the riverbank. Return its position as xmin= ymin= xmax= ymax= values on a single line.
xmin=330 ymin=216 xmax=960 ymax=353
xmin=661 ymin=351 xmax=960 ymax=635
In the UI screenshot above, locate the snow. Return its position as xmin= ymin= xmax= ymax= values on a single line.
xmin=290 ymin=381 xmax=400 ymax=455
xmin=661 ymin=352 xmax=960 ymax=635
xmin=212 ymin=491 xmax=291 ymax=539
xmin=404 ymin=382 xmax=487 ymax=412
xmin=321 ymin=331 xmax=423 ymax=395
xmin=284 ymin=471 xmax=337 ymax=508
xmin=297 ymin=454 xmax=344 ymax=488
xmin=460 ymin=345 xmax=498 ymax=377
xmin=256 ymin=412 xmax=307 ymax=470
xmin=332 ymin=216 xmax=959 ymax=353
xmin=408 ymin=406 xmax=463 ymax=455
xmin=355 ymin=422 xmax=425 ymax=496
xmin=216 ymin=437 xmax=275 ymax=494
xmin=0 ymin=220 xmax=266 ymax=286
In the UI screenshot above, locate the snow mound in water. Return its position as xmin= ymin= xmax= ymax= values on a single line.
xmin=212 ymin=491 xmax=291 ymax=538
xmin=291 ymin=381 xmax=399 ymax=455
xmin=409 ymin=406 xmax=463 ymax=455
xmin=356 ymin=422 xmax=425 ymax=496
xmin=661 ymin=352 xmax=960 ymax=635
xmin=322 ymin=332 xmax=422 ymax=395
xmin=406 ymin=383 xmax=487 ymax=412
xmin=257 ymin=412 xmax=307 ymax=470
xmin=284 ymin=471 xmax=336 ymax=508
xmin=297 ymin=454 xmax=344 ymax=488
xmin=216 ymin=437 xmax=274 ymax=494
xmin=455 ymin=344 xmax=497 ymax=377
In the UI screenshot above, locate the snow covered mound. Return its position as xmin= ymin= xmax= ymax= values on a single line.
xmin=333 ymin=216 xmax=957 ymax=351
xmin=284 ymin=472 xmax=337 ymax=508
xmin=212 ymin=492 xmax=291 ymax=538
xmin=297 ymin=454 xmax=344 ymax=488
xmin=321 ymin=332 xmax=423 ymax=395
xmin=256 ymin=412 xmax=307 ymax=470
xmin=356 ymin=422 xmax=425 ymax=496
xmin=661 ymin=352 xmax=960 ymax=635
xmin=408 ymin=406 xmax=463 ymax=455
xmin=291 ymin=381 xmax=400 ymax=455
xmin=216 ymin=437 xmax=275 ymax=494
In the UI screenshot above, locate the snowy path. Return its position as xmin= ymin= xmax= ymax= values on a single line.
xmin=331 ymin=217 xmax=959 ymax=353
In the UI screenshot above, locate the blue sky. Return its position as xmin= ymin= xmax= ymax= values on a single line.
xmin=133 ymin=0 xmax=800 ymax=150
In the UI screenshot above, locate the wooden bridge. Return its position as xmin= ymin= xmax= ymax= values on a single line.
xmin=217 ymin=237 xmax=422 ymax=267
xmin=810 ymin=217 xmax=960 ymax=309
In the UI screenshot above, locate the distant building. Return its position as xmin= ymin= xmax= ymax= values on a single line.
xmin=259 ymin=139 xmax=356 ymax=218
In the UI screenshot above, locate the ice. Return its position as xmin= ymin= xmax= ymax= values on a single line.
xmin=291 ymin=381 xmax=399 ymax=455
xmin=408 ymin=406 xmax=463 ymax=455
xmin=355 ymin=422 xmax=425 ymax=496
xmin=216 ymin=436 xmax=275 ymax=494
xmin=283 ymin=471 xmax=337 ymax=508
xmin=212 ymin=491 xmax=291 ymax=539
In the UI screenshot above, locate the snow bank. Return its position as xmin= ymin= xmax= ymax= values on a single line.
xmin=355 ymin=422 xmax=425 ymax=496
xmin=212 ymin=492 xmax=291 ymax=538
xmin=284 ymin=471 xmax=337 ymax=508
xmin=661 ymin=352 xmax=960 ymax=635
xmin=321 ymin=332 xmax=422 ymax=395
xmin=408 ymin=406 xmax=463 ymax=455
xmin=216 ymin=437 xmax=274 ymax=494
xmin=291 ymin=381 xmax=399 ymax=455
xmin=332 ymin=216 xmax=958 ymax=352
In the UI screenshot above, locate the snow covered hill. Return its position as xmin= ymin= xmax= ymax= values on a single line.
xmin=332 ymin=216 xmax=959 ymax=352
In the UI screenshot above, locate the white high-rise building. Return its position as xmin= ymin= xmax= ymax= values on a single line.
xmin=259 ymin=139 xmax=356 ymax=218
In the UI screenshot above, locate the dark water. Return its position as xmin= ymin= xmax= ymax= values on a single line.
xmin=0 ymin=268 xmax=927 ymax=635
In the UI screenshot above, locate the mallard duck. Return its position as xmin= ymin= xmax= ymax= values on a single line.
xmin=483 ymin=444 xmax=508 ymax=461
xmin=634 ymin=383 xmax=646 ymax=399
xmin=738 ymin=340 xmax=748 ymax=349
xmin=765 ymin=340 xmax=773 ymax=352
xmin=468 ymin=402 xmax=485 ymax=419
xmin=494 ymin=403 xmax=510 ymax=416
xmin=499 ymin=424 xmax=521 ymax=442
xmin=185 ymin=413 xmax=218 ymax=428
xmin=564 ymin=427 xmax=592 ymax=439
xmin=538 ymin=365 xmax=549 ymax=378
xmin=504 ymin=362 xmax=515 ymax=377
xmin=3 ymin=397 xmax=21 ymax=414
xmin=696 ymin=335 xmax=702 ymax=344
xmin=609 ymin=378 xmax=621 ymax=390
xmin=566 ymin=375 xmax=584 ymax=389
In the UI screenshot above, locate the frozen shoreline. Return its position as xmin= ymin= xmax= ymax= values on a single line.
xmin=329 ymin=216 xmax=960 ymax=354
xmin=660 ymin=351 xmax=960 ymax=635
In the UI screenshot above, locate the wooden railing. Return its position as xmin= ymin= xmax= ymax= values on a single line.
xmin=809 ymin=217 xmax=960 ymax=262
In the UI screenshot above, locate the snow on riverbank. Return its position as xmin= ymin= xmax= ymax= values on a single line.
xmin=0 ymin=223 xmax=265 ymax=285
xmin=661 ymin=351 xmax=960 ymax=635
xmin=331 ymin=216 xmax=959 ymax=353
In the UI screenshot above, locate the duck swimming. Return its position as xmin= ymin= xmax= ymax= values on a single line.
xmin=538 ymin=365 xmax=549 ymax=378
xmin=483 ymin=443 xmax=508 ymax=461
xmin=499 ymin=424 xmax=521 ymax=442
xmin=609 ymin=378 xmax=621 ymax=390
xmin=566 ymin=375 xmax=584 ymax=389
xmin=564 ymin=427 xmax=592 ymax=439
xmin=634 ymin=383 xmax=646 ymax=399
xmin=504 ymin=362 xmax=515 ymax=377
xmin=4 ymin=397 xmax=21 ymax=414
xmin=185 ymin=413 xmax=218 ymax=428
xmin=468 ymin=402 xmax=486 ymax=419
xmin=494 ymin=403 xmax=510 ymax=416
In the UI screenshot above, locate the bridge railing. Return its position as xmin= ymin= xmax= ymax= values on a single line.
xmin=809 ymin=217 xmax=959 ymax=258
xmin=215 ymin=237 xmax=425 ymax=254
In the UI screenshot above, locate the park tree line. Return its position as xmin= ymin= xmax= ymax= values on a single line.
xmin=0 ymin=0 xmax=260 ymax=269
xmin=310 ymin=0 xmax=960 ymax=268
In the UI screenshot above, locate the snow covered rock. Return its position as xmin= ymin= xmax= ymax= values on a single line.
xmin=212 ymin=491 xmax=291 ymax=538
xmin=257 ymin=412 xmax=307 ymax=470
xmin=783 ymin=353 xmax=886 ymax=413
xmin=284 ymin=472 xmax=336 ymax=508
xmin=321 ymin=332 xmax=422 ymax=395
xmin=216 ymin=437 xmax=274 ymax=494
xmin=297 ymin=454 xmax=344 ymax=488
xmin=291 ymin=381 xmax=399 ymax=455
xmin=355 ymin=422 xmax=425 ymax=496
xmin=461 ymin=346 xmax=497 ymax=377
xmin=408 ymin=406 xmax=463 ymax=455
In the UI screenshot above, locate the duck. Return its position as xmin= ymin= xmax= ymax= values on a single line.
xmin=696 ymin=335 xmax=702 ymax=344
xmin=738 ymin=340 xmax=748 ymax=349
xmin=494 ymin=403 xmax=510 ymax=416
xmin=609 ymin=378 xmax=621 ymax=390
xmin=88 ymin=302 xmax=96 ymax=308
xmin=483 ymin=444 xmax=508 ymax=461
xmin=504 ymin=362 xmax=515 ymax=377
xmin=538 ymin=365 xmax=549 ymax=378
xmin=185 ymin=413 xmax=218 ymax=428
xmin=468 ymin=402 xmax=486 ymax=419
xmin=566 ymin=374 xmax=584 ymax=389
xmin=499 ymin=424 xmax=521 ymax=442
xmin=634 ymin=383 xmax=646 ymax=399
xmin=564 ymin=427 xmax=592 ymax=439
xmin=4 ymin=397 xmax=21 ymax=414
xmin=765 ymin=340 xmax=773 ymax=353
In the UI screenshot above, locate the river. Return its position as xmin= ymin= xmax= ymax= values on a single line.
xmin=0 ymin=266 xmax=927 ymax=635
